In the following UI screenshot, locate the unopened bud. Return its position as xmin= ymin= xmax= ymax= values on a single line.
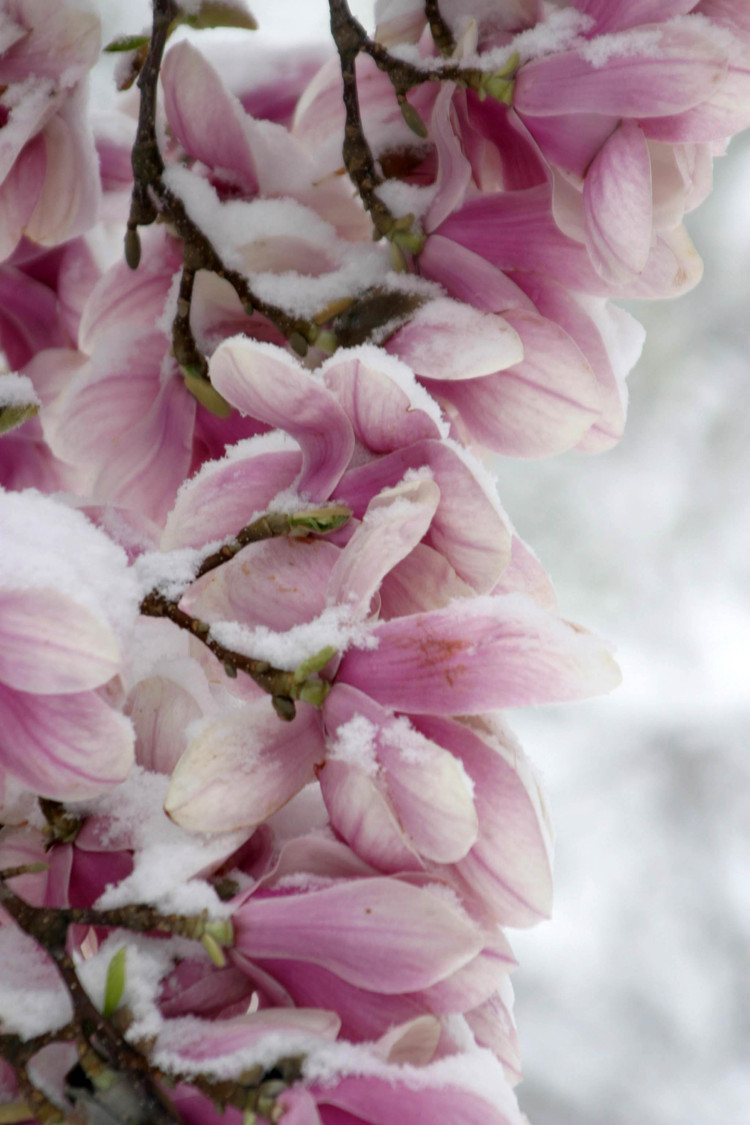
xmin=183 ymin=372 xmax=233 ymax=418
xmin=289 ymin=331 xmax=308 ymax=357
xmin=399 ymin=98 xmax=428 ymax=138
xmin=272 ymin=695 xmax=296 ymax=722
xmin=0 ymin=402 xmax=39 ymax=436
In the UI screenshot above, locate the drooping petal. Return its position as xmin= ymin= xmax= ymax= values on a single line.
xmin=583 ymin=121 xmax=653 ymax=284
xmin=0 ymin=588 xmax=120 ymax=694
xmin=125 ymin=675 xmax=203 ymax=775
xmin=0 ymin=684 xmax=133 ymax=800
xmin=210 ymin=338 xmax=354 ymax=498
xmin=425 ymin=82 xmax=472 ymax=231
xmin=233 ymin=878 xmax=484 ymax=992
xmin=338 ymin=593 xmax=621 ymax=713
xmin=379 ymin=542 xmax=474 ymax=618
xmin=165 ymin=700 xmax=326 ymax=832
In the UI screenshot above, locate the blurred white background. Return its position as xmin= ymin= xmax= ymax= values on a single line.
xmin=91 ymin=2 xmax=750 ymax=1120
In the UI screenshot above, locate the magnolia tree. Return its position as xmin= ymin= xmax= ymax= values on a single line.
xmin=0 ymin=0 xmax=747 ymax=1121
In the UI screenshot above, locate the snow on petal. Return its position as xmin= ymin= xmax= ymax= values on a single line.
xmin=161 ymin=435 xmax=301 ymax=551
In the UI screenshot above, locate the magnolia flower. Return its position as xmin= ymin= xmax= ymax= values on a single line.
xmin=0 ymin=489 xmax=136 ymax=801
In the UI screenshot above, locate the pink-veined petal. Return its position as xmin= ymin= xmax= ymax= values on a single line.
xmin=514 ymin=25 xmax=726 ymax=118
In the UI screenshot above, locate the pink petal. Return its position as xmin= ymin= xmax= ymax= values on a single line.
xmin=337 ymin=439 xmax=511 ymax=593
xmin=162 ymin=41 xmax=258 ymax=194
xmin=414 ymin=715 xmax=553 ymax=926
xmin=317 ymin=758 xmax=422 ymax=873
xmin=0 ymin=265 xmax=65 ymax=370
xmin=583 ymin=121 xmax=653 ymax=283
xmin=311 ymin=1074 xmax=523 ymax=1125
xmin=25 ymin=85 xmax=101 ymax=248
xmin=423 ymin=307 xmax=600 ymax=456
xmin=321 ymin=349 xmax=443 ymax=451
xmin=379 ymin=543 xmax=474 ymax=618
xmin=0 ymin=133 xmax=45 ymax=261
xmin=514 ymin=26 xmax=727 ymax=117
xmin=466 ymin=985 xmax=522 ymax=1086
xmin=78 ymin=230 xmax=181 ymax=353
xmin=161 ymin=438 xmax=301 ymax=550
xmin=184 ymin=536 xmax=338 ymax=630
xmin=386 ymin=298 xmax=524 ymax=381
xmin=165 ymin=700 xmax=326 ymax=831
xmin=327 ymin=476 xmax=440 ymax=615
xmin=511 ymin=110 xmax=618 ymax=180
xmin=425 ymin=82 xmax=472 ymax=231
xmin=338 ymin=593 xmax=621 ymax=713
xmin=0 ymin=683 xmax=133 ymax=800
xmin=576 ymin=0 xmax=700 ymax=31
xmin=210 ymin=339 xmax=354 ymax=498
xmin=0 ymin=0 xmax=100 ymax=84
xmin=325 ymin=685 xmax=479 ymax=865
xmin=234 ymin=879 xmax=483 ymax=992
xmin=419 ymin=235 xmax=536 ymax=314
xmin=0 ymin=588 xmax=120 ymax=694
xmin=125 ymin=675 xmax=203 ymax=775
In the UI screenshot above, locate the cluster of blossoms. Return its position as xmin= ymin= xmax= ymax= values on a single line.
xmin=0 ymin=0 xmax=747 ymax=1121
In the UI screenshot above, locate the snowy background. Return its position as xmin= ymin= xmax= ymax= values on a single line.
xmin=90 ymin=1 xmax=750 ymax=1121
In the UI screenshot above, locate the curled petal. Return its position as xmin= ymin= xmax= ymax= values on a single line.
xmin=337 ymin=439 xmax=511 ymax=592
xmin=327 ymin=476 xmax=440 ymax=616
xmin=321 ymin=348 xmax=444 ymax=452
xmin=210 ymin=338 xmax=354 ymax=498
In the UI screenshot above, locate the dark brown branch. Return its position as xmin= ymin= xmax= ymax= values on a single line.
xmin=0 ymin=882 xmax=183 ymax=1125
xmin=425 ymin=0 xmax=455 ymax=54
xmin=125 ymin=0 xmax=317 ymax=350
xmin=140 ymin=505 xmax=350 ymax=719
